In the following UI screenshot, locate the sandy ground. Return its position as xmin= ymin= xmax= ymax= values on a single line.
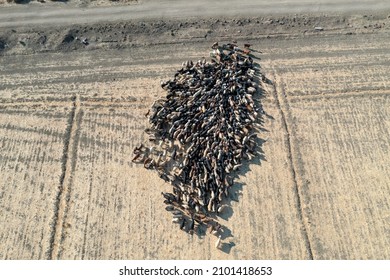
xmin=1 ymin=0 xmax=390 ymax=28
xmin=0 ymin=1 xmax=390 ymax=259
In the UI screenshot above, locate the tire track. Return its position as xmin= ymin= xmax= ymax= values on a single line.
xmin=81 ymin=148 xmax=95 ymax=260
xmin=2 ymin=89 xmax=389 ymax=110
xmin=0 ymin=100 xmax=151 ymax=109
xmin=49 ymin=94 xmax=82 ymax=260
xmin=270 ymin=71 xmax=314 ymax=260
xmin=288 ymin=89 xmax=390 ymax=101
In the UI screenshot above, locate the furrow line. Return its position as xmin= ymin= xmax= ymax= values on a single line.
xmin=48 ymin=94 xmax=81 ymax=260
xmin=270 ymin=72 xmax=314 ymax=260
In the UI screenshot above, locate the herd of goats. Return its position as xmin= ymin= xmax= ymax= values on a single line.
xmin=133 ymin=42 xmax=263 ymax=247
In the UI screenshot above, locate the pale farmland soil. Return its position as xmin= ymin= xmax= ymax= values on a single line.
xmin=268 ymin=34 xmax=390 ymax=259
xmin=0 ymin=44 xmax=311 ymax=259
xmin=1 ymin=9 xmax=390 ymax=259
xmin=0 ymin=105 xmax=71 ymax=258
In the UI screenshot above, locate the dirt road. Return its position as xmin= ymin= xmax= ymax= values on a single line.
xmin=1 ymin=0 xmax=390 ymax=27
xmin=0 ymin=2 xmax=390 ymax=260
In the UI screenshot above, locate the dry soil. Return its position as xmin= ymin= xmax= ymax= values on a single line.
xmin=0 ymin=1 xmax=389 ymax=260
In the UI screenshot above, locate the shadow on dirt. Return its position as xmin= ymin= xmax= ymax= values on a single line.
xmin=12 ymin=0 xmax=33 ymax=4
xmin=0 ymin=39 xmax=6 ymax=52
